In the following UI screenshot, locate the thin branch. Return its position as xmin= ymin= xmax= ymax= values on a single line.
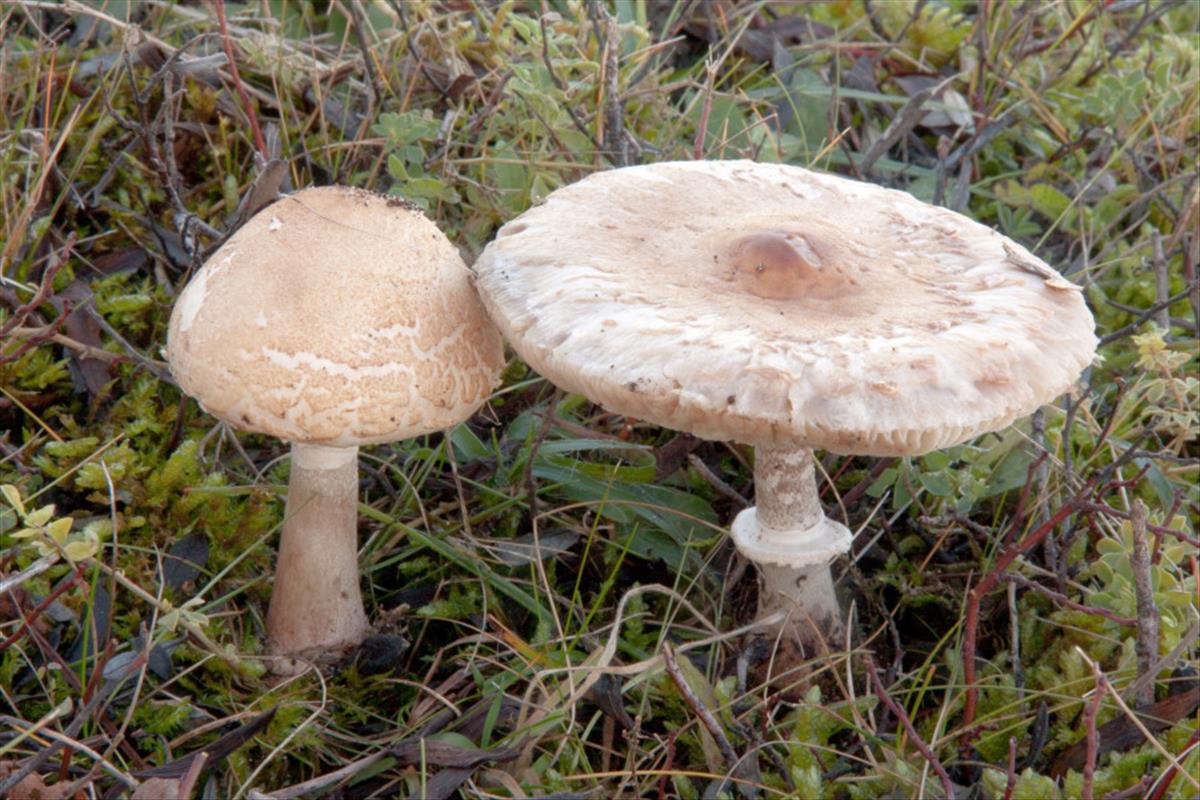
xmin=1098 ymin=282 xmax=1198 ymax=346
xmin=1128 ymin=500 xmax=1160 ymax=707
xmin=349 ymin=0 xmax=385 ymax=108
xmin=211 ymin=0 xmax=267 ymax=158
xmin=859 ymin=75 xmax=956 ymax=175
xmin=592 ymin=3 xmax=628 ymax=166
xmin=1001 ymin=736 xmax=1018 ymax=800
xmin=866 ymin=658 xmax=956 ymax=800
xmin=1081 ymin=661 xmax=1105 ymax=800
xmin=1146 ymin=728 xmax=1200 ymax=800
xmin=538 ymin=8 xmax=598 ymax=156
xmin=693 ymin=57 xmax=716 ymax=160
xmin=661 ymin=643 xmax=740 ymax=768
xmin=0 ymin=233 xmax=74 ymax=343
xmin=687 ymin=453 xmax=749 ymax=512
xmin=0 ymin=665 xmax=129 ymax=794
xmin=999 ymin=572 xmax=1137 ymax=627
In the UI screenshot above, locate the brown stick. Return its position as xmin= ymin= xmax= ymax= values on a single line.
xmin=0 ymin=234 xmax=75 ymax=363
xmin=0 ymin=564 xmax=86 ymax=651
xmin=210 ymin=0 xmax=267 ymax=159
xmin=661 ymin=644 xmax=739 ymax=768
xmin=693 ymin=59 xmax=716 ymax=160
xmin=1078 ymin=500 xmax=1200 ymax=548
xmin=962 ymin=497 xmax=1081 ymax=730
xmin=1128 ymin=500 xmax=1160 ymax=708
xmin=1081 ymin=662 xmax=1105 ymax=800
xmin=1147 ymin=727 xmax=1200 ymax=800
xmin=867 ymin=658 xmax=957 ymax=799
xmin=999 ymin=573 xmax=1137 ymax=627
xmin=1104 ymin=776 xmax=1152 ymax=800
xmin=1001 ymin=736 xmax=1018 ymax=800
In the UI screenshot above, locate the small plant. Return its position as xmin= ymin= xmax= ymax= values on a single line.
xmin=1 ymin=484 xmax=101 ymax=563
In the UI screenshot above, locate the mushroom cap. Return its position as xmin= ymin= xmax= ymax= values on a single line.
xmin=168 ymin=186 xmax=504 ymax=447
xmin=474 ymin=160 xmax=1097 ymax=456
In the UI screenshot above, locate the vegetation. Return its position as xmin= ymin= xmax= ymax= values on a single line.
xmin=1 ymin=1 xmax=1196 ymax=797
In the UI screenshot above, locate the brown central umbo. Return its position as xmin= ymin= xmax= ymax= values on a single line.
xmin=723 ymin=231 xmax=850 ymax=300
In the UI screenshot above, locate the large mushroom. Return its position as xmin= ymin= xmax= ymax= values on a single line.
xmin=167 ymin=186 xmax=503 ymax=669
xmin=473 ymin=160 xmax=1096 ymax=652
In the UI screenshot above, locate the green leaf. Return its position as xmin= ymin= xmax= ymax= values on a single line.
xmin=918 ymin=472 xmax=954 ymax=497
xmin=1 ymin=484 xmax=25 ymax=516
xmin=923 ymin=451 xmax=951 ymax=471
xmin=867 ymin=467 xmax=898 ymax=499
xmin=24 ymin=504 xmax=55 ymax=528
xmin=450 ymin=424 xmax=491 ymax=462
xmin=46 ymin=517 xmax=72 ymax=543
xmin=63 ymin=538 xmax=97 ymax=562
xmin=1029 ymin=183 xmax=1072 ymax=221
xmin=531 ymin=461 xmax=717 ymax=558
xmin=387 ymin=153 xmax=408 ymax=181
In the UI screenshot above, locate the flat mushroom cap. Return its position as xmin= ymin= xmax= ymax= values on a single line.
xmin=168 ymin=186 xmax=504 ymax=446
xmin=475 ymin=160 xmax=1097 ymax=456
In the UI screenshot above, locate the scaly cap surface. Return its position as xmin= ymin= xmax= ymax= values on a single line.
xmin=168 ymin=186 xmax=503 ymax=446
xmin=475 ymin=160 xmax=1097 ymax=455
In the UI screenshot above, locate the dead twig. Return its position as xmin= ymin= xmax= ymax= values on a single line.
xmin=0 ymin=661 xmax=131 ymax=795
xmin=963 ymin=436 xmax=1164 ymax=737
xmin=1124 ymin=616 xmax=1199 ymax=708
xmin=687 ymin=453 xmax=749 ymax=512
xmin=537 ymin=9 xmax=599 ymax=157
xmin=1076 ymin=650 xmax=1200 ymax=792
xmin=0 ymin=564 xmax=84 ymax=652
xmin=1150 ymin=230 xmax=1171 ymax=331
xmin=866 ymin=657 xmax=957 ymax=800
xmin=1146 ymin=728 xmax=1200 ymax=800
xmin=1079 ymin=501 xmax=1200 ymax=549
xmin=661 ymin=643 xmax=741 ymax=771
xmin=693 ymin=57 xmax=716 ymax=160
xmin=1001 ymin=736 xmax=1018 ymax=800
xmin=1081 ymin=660 xmax=1105 ymax=800
xmin=961 ymin=494 xmax=1087 ymax=733
xmin=210 ymin=0 xmax=267 ymax=158
xmin=859 ymin=74 xmax=956 ymax=175
xmin=349 ymin=0 xmax=385 ymax=109
xmin=1128 ymin=500 xmax=1160 ymax=708
xmin=1098 ymin=282 xmax=1199 ymax=346
xmin=1104 ymin=776 xmax=1153 ymax=800
xmin=0 ymin=233 xmax=75 ymax=364
xmin=999 ymin=572 xmax=1137 ymax=627
xmin=591 ymin=3 xmax=628 ymax=166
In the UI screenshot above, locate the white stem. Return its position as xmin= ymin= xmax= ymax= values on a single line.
xmin=755 ymin=447 xmax=825 ymax=546
xmin=729 ymin=446 xmax=851 ymax=648
xmin=266 ymin=442 xmax=370 ymax=665
xmin=756 ymin=561 xmax=840 ymax=637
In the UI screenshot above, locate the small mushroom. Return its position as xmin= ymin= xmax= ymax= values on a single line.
xmin=474 ymin=160 xmax=1096 ymax=652
xmin=167 ymin=186 xmax=503 ymax=670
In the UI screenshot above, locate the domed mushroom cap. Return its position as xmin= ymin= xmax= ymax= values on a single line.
xmin=475 ymin=160 xmax=1097 ymax=456
xmin=168 ymin=186 xmax=504 ymax=446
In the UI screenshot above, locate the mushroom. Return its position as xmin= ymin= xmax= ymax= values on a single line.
xmin=167 ymin=186 xmax=503 ymax=669
xmin=473 ymin=160 xmax=1096 ymax=651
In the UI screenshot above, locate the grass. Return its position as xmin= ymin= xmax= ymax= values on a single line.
xmin=1 ymin=0 xmax=1197 ymax=798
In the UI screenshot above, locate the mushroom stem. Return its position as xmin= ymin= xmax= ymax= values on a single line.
xmin=755 ymin=447 xmax=825 ymax=540
xmin=730 ymin=446 xmax=852 ymax=650
xmin=266 ymin=442 xmax=370 ymax=667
